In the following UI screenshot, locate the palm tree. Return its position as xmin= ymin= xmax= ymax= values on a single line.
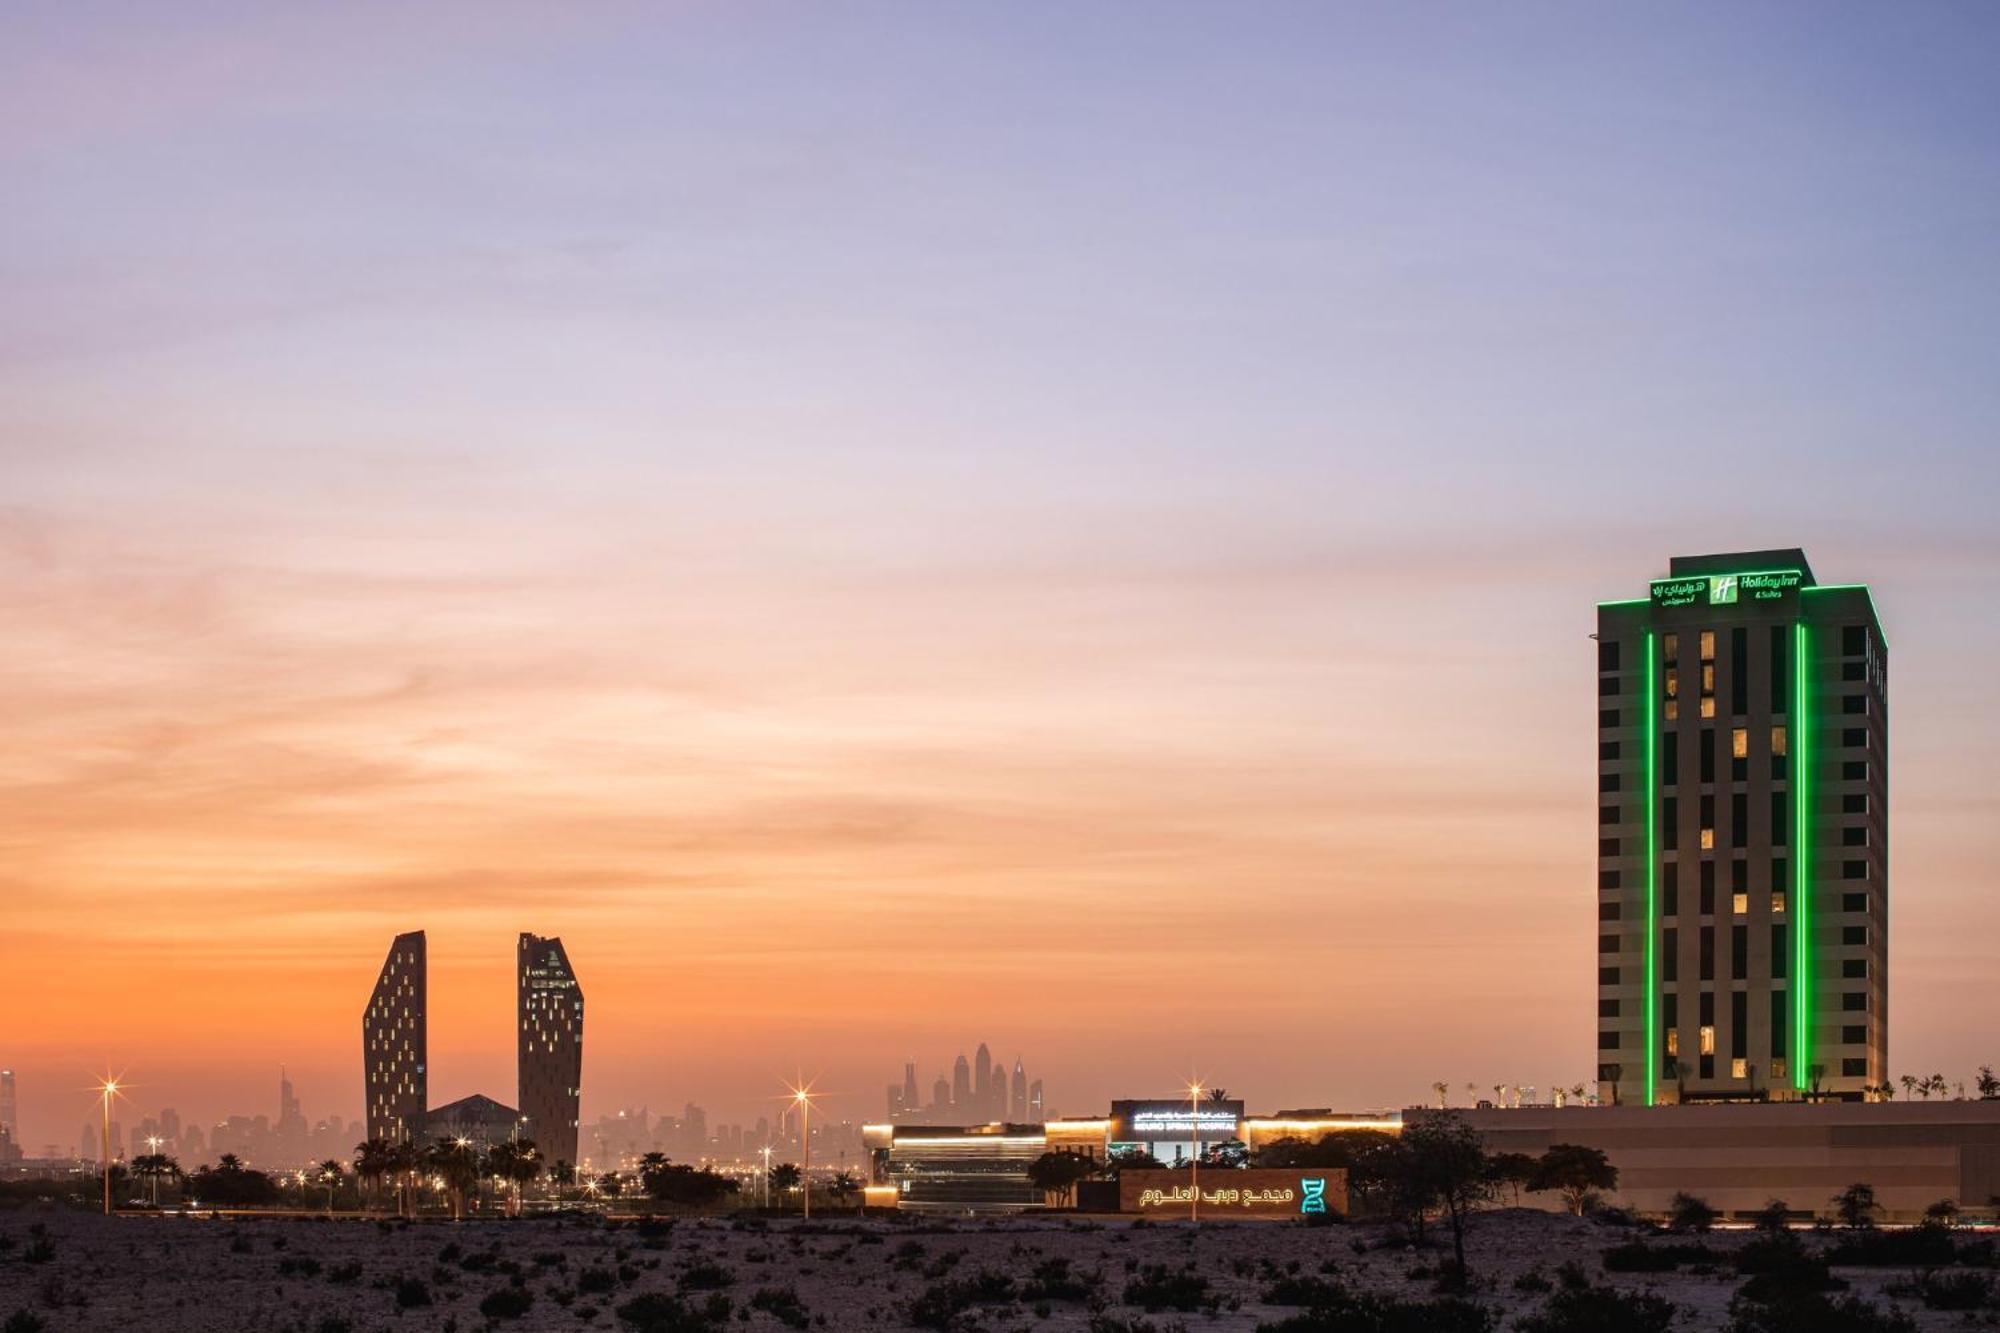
xmin=828 ymin=1171 xmax=862 ymax=1210
xmin=389 ymin=1140 xmax=423 ymax=1218
xmin=131 ymin=1152 xmax=181 ymax=1206
xmin=1432 ymin=1082 xmax=1450 ymax=1109
xmin=426 ymin=1140 xmax=481 ymax=1221
xmin=484 ymin=1140 xmax=541 ymax=1217
xmin=769 ymin=1161 xmax=802 ymax=1208
xmin=1901 ymin=1074 xmax=1920 ymax=1100
xmin=353 ymin=1138 xmax=399 ymax=1212
xmin=316 ymin=1160 xmax=345 ymax=1214
xmin=1977 ymin=1067 xmax=2000 ymax=1101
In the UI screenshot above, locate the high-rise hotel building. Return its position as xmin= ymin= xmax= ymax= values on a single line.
xmin=1597 ymin=550 xmax=1886 ymax=1105
xmin=517 ymin=933 xmax=584 ymax=1168
xmin=363 ymin=930 xmax=428 ymax=1142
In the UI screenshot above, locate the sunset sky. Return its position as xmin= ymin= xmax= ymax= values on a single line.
xmin=4 ymin=3 xmax=1999 ymax=1151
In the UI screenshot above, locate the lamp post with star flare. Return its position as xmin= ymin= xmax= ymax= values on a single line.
xmin=96 ymin=1074 xmax=123 ymax=1215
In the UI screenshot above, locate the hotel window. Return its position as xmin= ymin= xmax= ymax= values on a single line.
xmin=1701 ymin=664 xmax=1715 ymax=692
xmin=1842 ymin=892 xmax=1867 ymax=912
xmin=1664 ymin=731 xmax=1679 ymax=785
xmin=1771 ymin=993 xmax=1788 ymax=1061
xmin=1842 ymin=959 xmax=1867 ymax=979
xmin=1699 ymin=928 xmax=1714 ymax=981
xmin=1843 ymin=1058 xmax=1868 ymax=1077
xmin=1666 ymin=1028 xmax=1679 ymax=1056
xmin=1732 ymin=892 xmax=1748 ymax=915
xmin=1700 ymin=828 xmax=1715 ymax=850
xmin=1698 ymin=1025 xmax=1716 ymax=1056
xmin=1599 ymin=641 xmax=1621 ymax=672
xmin=1770 ymin=725 xmax=1788 ymax=756
xmin=1700 ymin=697 xmax=1716 ymax=719
xmin=1842 ymin=1024 xmax=1866 ymax=1045
xmin=1771 ymin=925 xmax=1787 ymax=977
xmin=1731 ymin=1058 xmax=1748 ymax=1079
xmin=1731 ymin=793 xmax=1747 ymax=848
xmin=1700 ymin=729 xmax=1715 ymax=783
xmin=1700 ymin=631 xmax=1715 ymax=661
xmin=1772 ymin=891 xmax=1786 ymax=913
xmin=1699 ymin=861 xmax=1715 ymax=914
xmin=1666 ymin=699 xmax=1679 ymax=721
xmin=1842 ymin=925 xmax=1867 ymax=946
xmin=1731 ymin=925 xmax=1747 ymax=979
xmin=1665 ymin=667 xmax=1680 ymax=698
xmin=1662 ymin=929 xmax=1677 ymax=981
xmin=1732 ymin=728 xmax=1749 ymax=760
xmin=1664 ymin=633 xmax=1678 ymax=659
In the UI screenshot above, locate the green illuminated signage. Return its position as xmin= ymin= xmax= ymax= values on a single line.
xmin=1648 ymin=569 xmax=1802 ymax=608
xmin=1793 ymin=621 xmax=1811 ymax=1092
xmin=1644 ymin=631 xmax=1658 ymax=1107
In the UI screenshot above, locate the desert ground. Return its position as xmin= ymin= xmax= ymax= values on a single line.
xmin=0 ymin=1207 xmax=1986 ymax=1332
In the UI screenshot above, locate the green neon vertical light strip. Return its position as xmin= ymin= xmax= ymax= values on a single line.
xmin=1793 ymin=620 xmax=1810 ymax=1092
xmin=1644 ymin=630 xmax=1659 ymax=1107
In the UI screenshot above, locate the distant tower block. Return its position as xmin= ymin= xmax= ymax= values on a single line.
xmin=518 ymin=933 xmax=585 ymax=1169
xmin=362 ymin=931 xmax=427 ymax=1143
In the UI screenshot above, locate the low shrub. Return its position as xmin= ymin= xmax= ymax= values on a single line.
xmin=615 ymin=1290 xmax=733 ymax=1332
xmin=1825 ymin=1224 xmax=1957 ymax=1268
xmin=1254 ymin=1288 xmax=1493 ymax=1332
xmin=1517 ymin=1283 xmax=1676 ymax=1333
xmin=1727 ymin=1291 xmax=1916 ymax=1333
xmin=1021 ymin=1256 xmax=1096 ymax=1302
xmin=479 ymin=1286 xmax=534 ymax=1319
xmin=1123 ymin=1264 xmax=1209 ymax=1313
xmin=748 ymin=1286 xmax=810 ymax=1328
xmin=4 ymin=1311 xmax=49 ymax=1333
xmin=676 ymin=1261 xmax=735 ymax=1291
xmin=394 ymin=1277 xmax=431 ymax=1308
xmin=1602 ymin=1240 xmax=1714 ymax=1273
xmin=1912 ymin=1268 xmax=1994 ymax=1311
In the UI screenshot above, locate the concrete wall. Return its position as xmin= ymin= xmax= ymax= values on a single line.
xmin=1447 ymin=1102 xmax=2000 ymax=1221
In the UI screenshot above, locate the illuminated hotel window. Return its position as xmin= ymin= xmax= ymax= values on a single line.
xmin=1732 ymin=892 xmax=1748 ymax=915
xmin=1699 ymin=1026 xmax=1716 ymax=1056
xmin=1772 ymin=892 xmax=1786 ymax=913
xmin=1664 ymin=633 xmax=1678 ymax=659
xmin=1701 ymin=664 xmax=1715 ymax=692
xmin=1700 ymin=631 xmax=1715 ymax=661
xmin=1770 ymin=725 xmax=1787 ymax=756
xmin=1700 ymin=697 xmax=1716 ymax=719
xmin=1666 ymin=1029 xmax=1679 ymax=1056
xmin=1732 ymin=728 xmax=1748 ymax=760
xmin=1665 ymin=668 xmax=1680 ymax=698
xmin=1731 ymin=1058 xmax=1747 ymax=1079
xmin=1666 ymin=700 xmax=1679 ymax=721
xmin=1700 ymin=828 xmax=1715 ymax=850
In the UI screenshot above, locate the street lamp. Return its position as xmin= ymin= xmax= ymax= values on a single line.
xmin=1187 ymin=1082 xmax=1202 ymax=1225
xmin=759 ymin=1144 xmax=773 ymax=1211
xmin=791 ymin=1087 xmax=814 ymax=1220
xmin=145 ymin=1134 xmax=163 ymax=1207
xmin=96 ymin=1076 xmax=121 ymax=1216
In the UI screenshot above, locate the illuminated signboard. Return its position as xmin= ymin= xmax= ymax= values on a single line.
xmin=1649 ymin=570 xmax=1802 ymax=609
xmin=1129 ymin=1110 xmax=1241 ymax=1134
xmin=1118 ymin=1168 xmax=1349 ymax=1218
xmin=1111 ymin=1098 xmax=1246 ymax=1141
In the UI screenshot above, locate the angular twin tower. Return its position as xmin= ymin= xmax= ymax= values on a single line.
xmin=362 ymin=931 xmax=585 ymax=1168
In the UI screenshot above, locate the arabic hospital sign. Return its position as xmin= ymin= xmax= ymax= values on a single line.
xmin=1118 ymin=1168 xmax=1349 ymax=1218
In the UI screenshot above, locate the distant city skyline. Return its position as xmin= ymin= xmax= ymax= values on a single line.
xmin=4 ymin=6 xmax=1999 ymax=1150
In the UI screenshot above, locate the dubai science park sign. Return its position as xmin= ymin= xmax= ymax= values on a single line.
xmin=1118 ymin=1168 xmax=1348 ymax=1218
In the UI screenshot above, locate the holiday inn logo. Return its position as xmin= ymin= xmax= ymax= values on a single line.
xmin=1709 ymin=575 xmax=1739 ymax=604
